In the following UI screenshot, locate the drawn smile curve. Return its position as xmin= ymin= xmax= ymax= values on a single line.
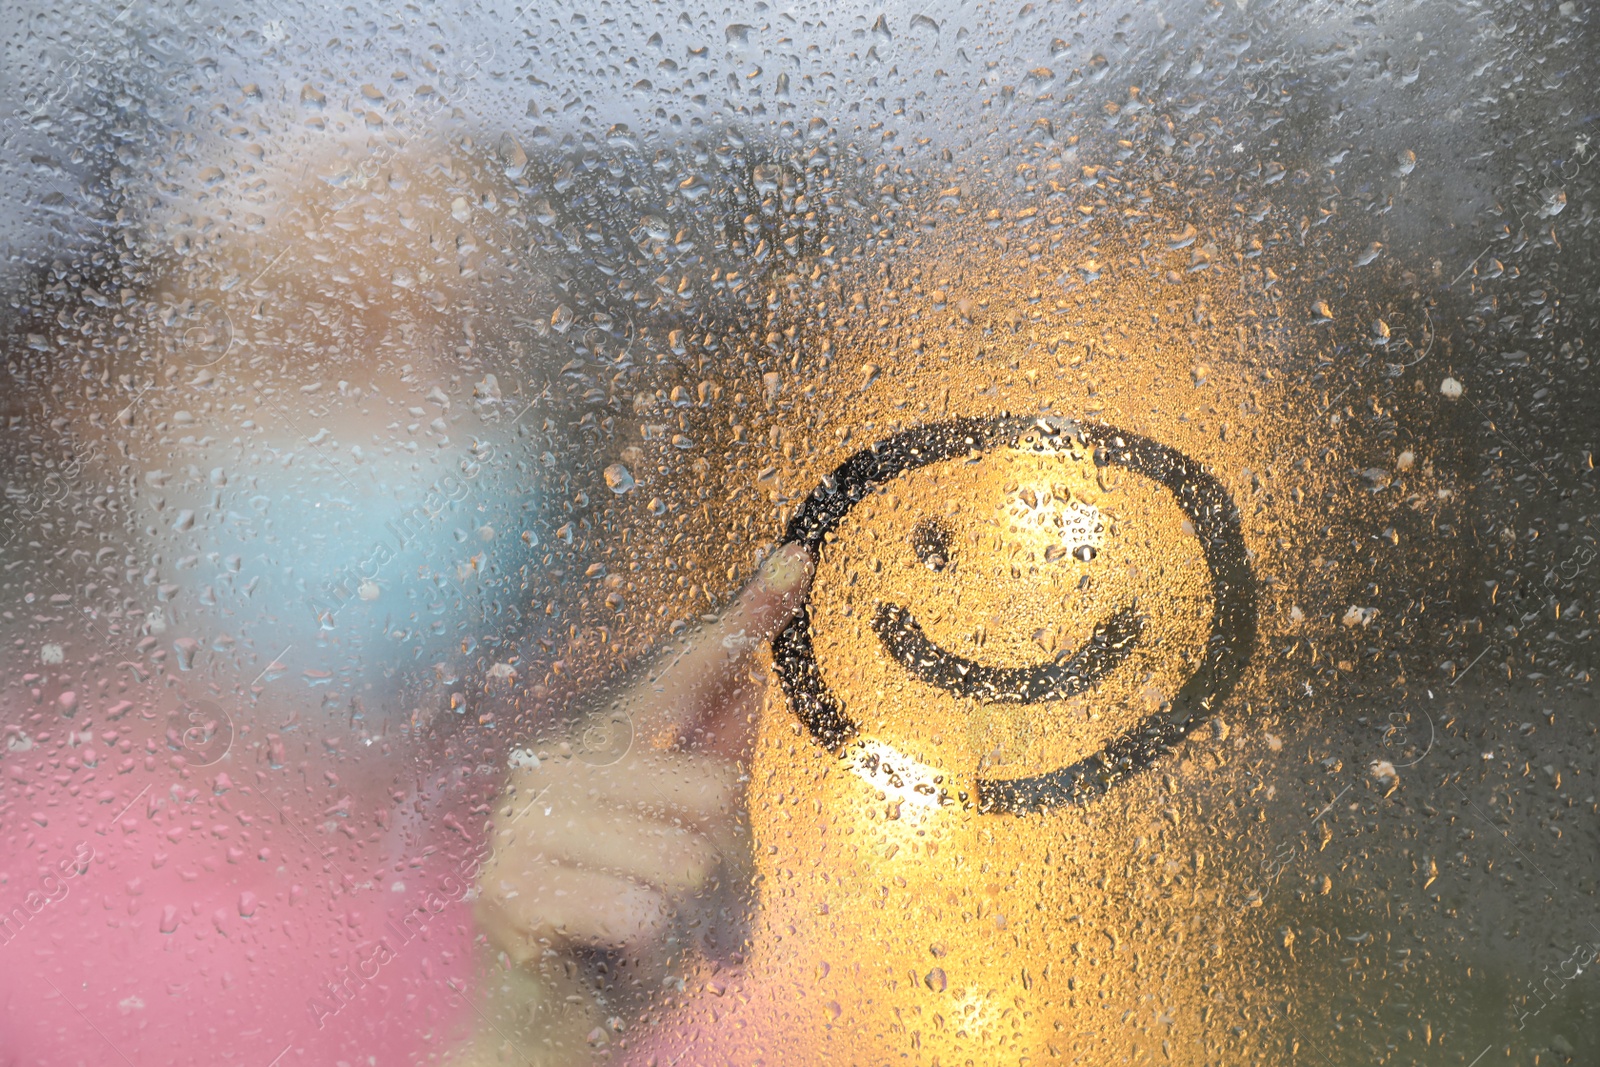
xmin=871 ymin=601 xmax=1145 ymax=704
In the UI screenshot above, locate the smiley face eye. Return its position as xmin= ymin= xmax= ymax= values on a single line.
xmin=911 ymin=518 xmax=952 ymax=572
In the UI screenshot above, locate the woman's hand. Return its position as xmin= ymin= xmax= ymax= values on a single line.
xmin=456 ymin=544 xmax=813 ymax=1065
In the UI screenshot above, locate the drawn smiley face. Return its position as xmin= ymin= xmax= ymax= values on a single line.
xmin=773 ymin=415 xmax=1256 ymax=815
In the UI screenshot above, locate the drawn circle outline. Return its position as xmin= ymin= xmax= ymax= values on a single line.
xmin=772 ymin=415 xmax=1257 ymax=815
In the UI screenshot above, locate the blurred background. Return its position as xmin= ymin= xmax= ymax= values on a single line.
xmin=1 ymin=0 xmax=1596 ymax=1063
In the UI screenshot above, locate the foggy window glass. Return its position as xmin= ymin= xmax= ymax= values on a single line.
xmin=2 ymin=1 xmax=1596 ymax=1064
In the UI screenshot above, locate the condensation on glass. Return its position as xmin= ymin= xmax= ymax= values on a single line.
xmin=1 ymin=1 xmax=1596 ymax=1064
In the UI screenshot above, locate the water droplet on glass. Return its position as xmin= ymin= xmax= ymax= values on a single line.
xmin=498 ymin=133 xmax=527 ymax=179
xmin=604 ymin=464 xmax=636 ymax=494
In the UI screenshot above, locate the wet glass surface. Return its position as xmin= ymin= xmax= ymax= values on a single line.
xmin=2 ymin=1 xmax=1598 ymax=1064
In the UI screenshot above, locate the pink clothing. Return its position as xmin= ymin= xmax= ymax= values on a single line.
xmin=0 ymin=756 xmax=476 ymax=1067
